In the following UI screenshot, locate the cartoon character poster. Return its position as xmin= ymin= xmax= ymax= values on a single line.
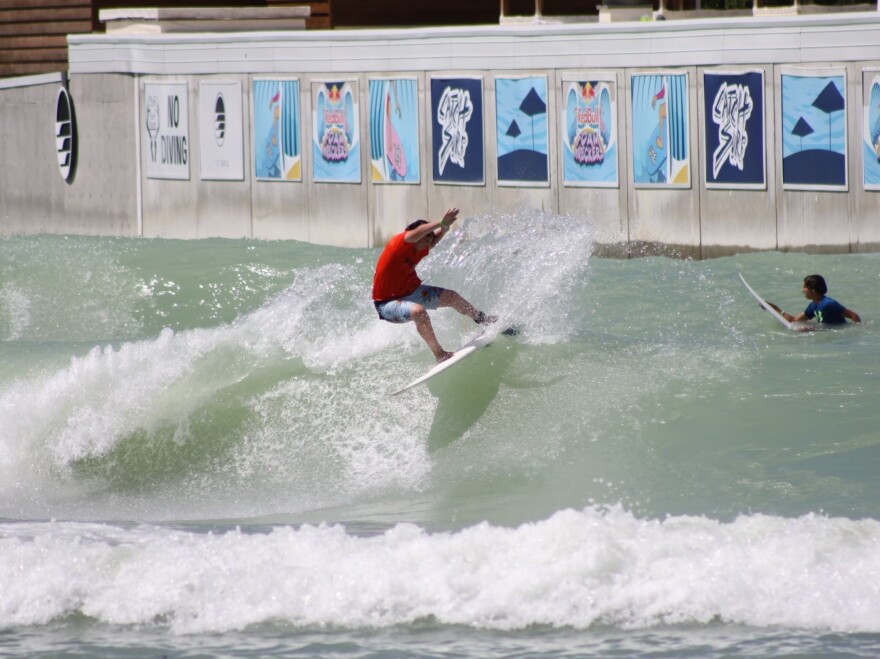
xmin=312 ymin=80 xmax=361 ymax=184
xmin=253 ymin=79 xmax=301 ymax=181
xmin=781 ymin=68 xmax=847 ymax=190
xmin=495 ymin=76 xmax=548 ymax=186
xmin=430 ymin=77 xmax=484 ymax=185
xmin=561 ymin=74 xmax=618 ymax=188
xmin=368 ymin=78 xmax=420 ymax=184
xmin=632 ymin=72 xmax=690 ymax=187
xmin=703 ymin=71 xmax=765 ymax=189
xmin=863 ymin=69 xmax=880 ymax=191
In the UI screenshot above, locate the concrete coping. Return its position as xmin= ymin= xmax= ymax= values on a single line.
xmin=100 ymin=7 xmax=311 ymax=34
xmin=0 ymin=71 xmax=64 ymax=90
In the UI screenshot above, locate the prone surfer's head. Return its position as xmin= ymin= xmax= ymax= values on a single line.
xmin=803 ymin=274 xmax=828 ymax=296
xmin=405 ymin=219 xmax=428 ymax=231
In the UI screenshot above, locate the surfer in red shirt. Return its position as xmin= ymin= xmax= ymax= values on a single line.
xmin=372 ymin=208 xmax=495 ymax=363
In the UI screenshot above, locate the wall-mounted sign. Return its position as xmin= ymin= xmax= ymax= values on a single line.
xmin=144 ymin=81 xmax=190 ymax=180
xmin=55 ymin=86 xmax=76 ymax=183
xmin=312 ymin=80 xmax=361 ymax=183
xmin=495 ymin=75 xmax=549 ymax=186
xmin=781 ymin=67 xmax=848 ymax=191
xmin=368 ymin=77 xmax=420 ymax=184
xmin=632 ymin=72 xmax=690 ymax=188
xmin=862 ymin=68 xmax=880 ymax=191
xmin=430 ymin=76 xmax=484 ymax=185
xmin=199 ymin=81 xmax=244 ymax=181
xmin=561 ymin=73 xmax=618 ymax=188
xmin=253 ymin=79 xmax=301 ymax=181
xmin=703 ymin=70 xmax=765 ymax=189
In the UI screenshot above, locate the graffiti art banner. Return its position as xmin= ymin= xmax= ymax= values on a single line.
xmin=369 ymin=78 xmax=420 ymax=184
xmin=431 ymin=77 xmax=484 ymax=185
xmin=863 ymin=69 xmax=880 ymax=191
xmin=199 ymin=81 xmax=244 ymax=181
xmin=781 ymin=67 xmax=847 ymax=190
xmin=144 ymin=81 xmax=190 ymax=180
xmin=253 ymin=79 xmax=301 ymax=181
xmin=495 ymin=76 xmax=548 ymax=186
xmin=632 ymin=72 xmax=690 ymax=187
xmin=561 ymin=73 xmax=618 ymax=188
xmin=312 ymin=80 xmax=361 ymax=184
xmin=703 ymin=71 xmax=765 ymax=189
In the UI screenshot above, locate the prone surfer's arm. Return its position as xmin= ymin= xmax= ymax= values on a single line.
xmin=765 ymin=301 xmax=805 ymax=323
xmin=844 ymin=308 xmax=861 ymax=323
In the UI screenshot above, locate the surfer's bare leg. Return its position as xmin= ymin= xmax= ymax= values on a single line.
xmin=438 ymin=290 xmax=495 ymax=325
xmin=411 ymin=305 xmax=453 ymax=363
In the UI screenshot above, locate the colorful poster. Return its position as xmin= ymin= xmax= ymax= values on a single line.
xmin=781 ymin=68 xmax=847 ymax=190
xmin=312 ymin=80 xmax=361 ymax=184
xmin=431 ymin=77 xmax=484 ymax=185
xmin=863 ymin=69 xmax=880 ymax=191
xmin=495 ymin=76 xmax=548 ymax=186
xmin=144 ymin=81 xmax=190 ymax=180
xmin=198 ymin=81 xmax=244 ymax=181
xmin=253 ymin=79 xmax=301 ymax=181
xmin=703 ymin=71 xmax=765 ymax=189
xmin=632 ymin=72 xmax=690 ymax=187
xmin=368 ymin=78 xmax=420 ymax=184
xmin=561 ymin=74 xmax=618 ymax=188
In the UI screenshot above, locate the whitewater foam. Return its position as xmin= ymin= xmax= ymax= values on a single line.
xmin=3 ymin=507 xmax=879 ymax=634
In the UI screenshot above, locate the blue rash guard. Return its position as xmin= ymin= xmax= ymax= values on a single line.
xmin=804 ymin=296 xmax=848 ymax=324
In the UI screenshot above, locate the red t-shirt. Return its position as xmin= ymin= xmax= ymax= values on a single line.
xmin=372 ymin=231 xmax=429 ymax=301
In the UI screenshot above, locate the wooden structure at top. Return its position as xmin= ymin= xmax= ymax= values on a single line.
xmin=0 ymin=0 xmax=329 ymax=77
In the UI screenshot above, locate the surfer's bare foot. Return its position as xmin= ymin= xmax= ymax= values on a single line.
xmin=435 ymin=351 xmax=454 ymax=363
xmin=474 ymin=311 xmax=497 ymax=325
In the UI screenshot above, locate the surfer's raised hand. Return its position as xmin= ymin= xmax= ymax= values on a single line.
xmin=440 ymin=208 xmax=459 ymax=230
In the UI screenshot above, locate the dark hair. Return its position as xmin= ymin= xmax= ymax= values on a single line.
xmin=803 ymin=274 xmax=828 ymax=296
xmin=405 ymin=219 xmax=428 ymax=231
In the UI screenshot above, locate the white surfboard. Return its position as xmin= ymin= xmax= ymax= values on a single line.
xmin=390 ymin=327 xmax=519 ymax=396
xmin=739 ymin=273 xmax=795 ymax=330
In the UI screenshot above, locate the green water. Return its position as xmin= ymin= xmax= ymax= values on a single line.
xmin=1 ymin=215 xmax=879 ymax=657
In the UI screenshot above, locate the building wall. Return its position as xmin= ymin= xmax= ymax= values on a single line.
xmin=0 ymin=72 xmax=138 ymax=235
xmin=1 ymin=16 xmax=879 ymax=255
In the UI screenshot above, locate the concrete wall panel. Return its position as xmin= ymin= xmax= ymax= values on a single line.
xmin=625 ymin=67 xmax=702 ymax=257
xmin=698 ymin=65 xmax=778 ymax=257
xmin=0 ymin=74 xmax=137 ymax=236
xmin=63 ymin=73 xmax=138 ymax=235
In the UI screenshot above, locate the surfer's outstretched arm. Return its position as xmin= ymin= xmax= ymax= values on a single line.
xmin=765 ymin=301 xmax=806 ymax=323
xmin=404 ymin=208 xmax=459 ymax=247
